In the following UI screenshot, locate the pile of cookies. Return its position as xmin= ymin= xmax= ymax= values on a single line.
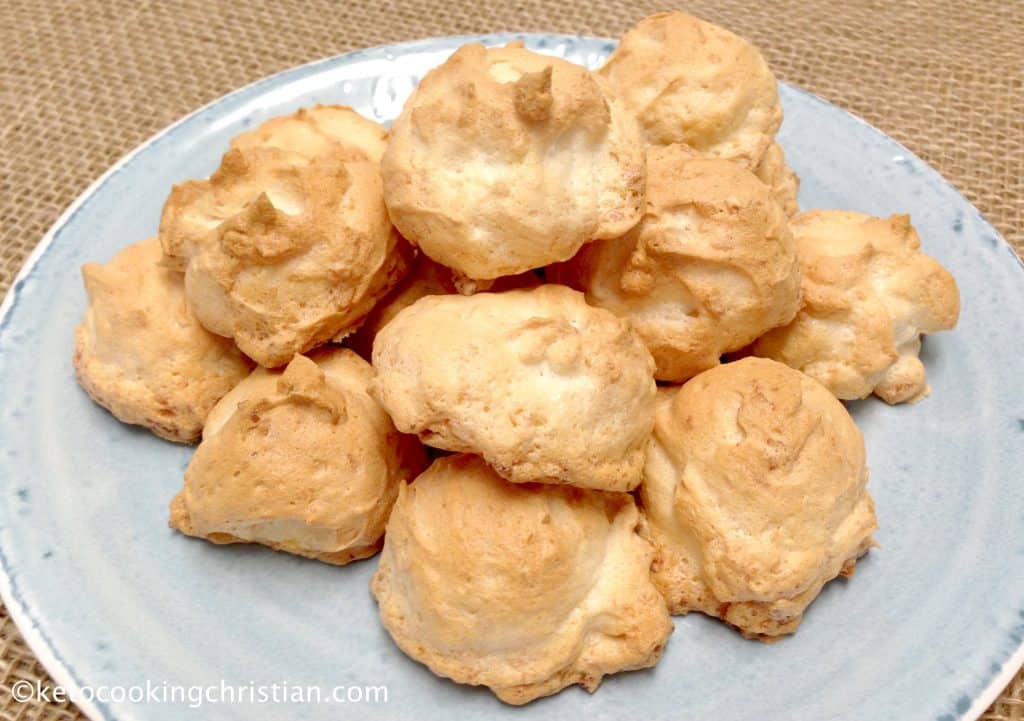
xmin=73 ymin=12 xmax=960 ymax=705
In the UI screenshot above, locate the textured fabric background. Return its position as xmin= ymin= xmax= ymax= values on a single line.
xmin=0 ymin=1 xmax=1021 ymax=718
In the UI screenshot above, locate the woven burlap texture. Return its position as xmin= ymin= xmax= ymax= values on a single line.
xmin=1 ymin=1 xmax=1021 ymax=719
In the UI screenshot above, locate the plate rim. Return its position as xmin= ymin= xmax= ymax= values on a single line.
xmin=1 ymin=31 xmax=1022 ymax=721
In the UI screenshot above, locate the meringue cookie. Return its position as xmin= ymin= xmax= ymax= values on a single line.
xmin=381 ymin=42 xmax=645 ymax=280
xmin=345 ymin=254 xmax=539 ymax=360
xmin=753 ymin=210 xmax=960 ymax=403
xmin=230 ymin=104 xmax=388 ymax=162
xmin=169 ymin=348 xmax=427 ymax=564
xmin=74 ymin=237 xmax=252 ymax=443
xmin=641 ymin=358 xmax=878 ymax=639
xmin=599 ymin=11 xmax=782 ymax=168
xmin=160 ymin=105 xmax=411 ymax=367
xmin=549 ymin=144 xmax=801 ymax=382
xmin=370 ymin=284 xmax=656 ymax=492
xmin=755 ymin=141 xmax=800 ymax=216
xmin=372 ymin=454 xmax=672 ymax=704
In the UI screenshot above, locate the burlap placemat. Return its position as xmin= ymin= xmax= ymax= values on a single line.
xmin=1 ymin=1 xmax=1021 ymax=718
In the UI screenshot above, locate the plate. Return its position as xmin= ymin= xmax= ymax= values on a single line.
xmin=1 ymin=33 xmax=1023 ymax=721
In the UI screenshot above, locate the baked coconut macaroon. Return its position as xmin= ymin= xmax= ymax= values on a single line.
xmin=159 ymin=105 xmax=411 ymax=368
xmin=598 ymin=11 xmax=781 ymax=169
xmin=640 ymin=358 xmax=878 ymax=640
xmin=74 ymin=237 xmax=252 ymax=443
xmin=371 ymin=284 xmax=657 ymax=492
xmin=550 ymin=144 xmax=801 ymax=383
xmin=372 ymin=454 xmax=673 ymax=705
xmin=381 ymin=42 xmax=646 ymax=281
xmin=753 ymin=210 xmax=960 ymax=403
xmin=169 ymin=349 xmax=427 ymax=564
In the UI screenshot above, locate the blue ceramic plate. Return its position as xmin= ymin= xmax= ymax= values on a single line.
xmin=1 ymin=34 xmax=1022 ymax=721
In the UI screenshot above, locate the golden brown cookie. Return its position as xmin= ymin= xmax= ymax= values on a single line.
xmin=73 ymin=237 xmax=252 ymax=443
xmin=640 ymin=358 xmax=878 ymax=639
xmin=230 ymin=104 xmax=388 ymax=162
xmin=755 ymin=141 xmax=800 ymax=216
xmin=372 ymin=454 xmax=672 ymax=704
xmin=345 ymin=254 xmax=539 ymax=360
xmin=169 ymin=348 xmax=427 ymax=564
xmin=753 ymin=210 xmax=960 ymax=403
xmin=370 ymin=284 xmax=657 ymax=491
xmin=550 ymin=145 xmax=801 ymax=382
xmin=381 ymin=42 xmax=645 ymax=280
xmin=160 ymin=105 xmax=411 ymax=367
xmin=599 ymin=11 xmax=781 ymax=168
